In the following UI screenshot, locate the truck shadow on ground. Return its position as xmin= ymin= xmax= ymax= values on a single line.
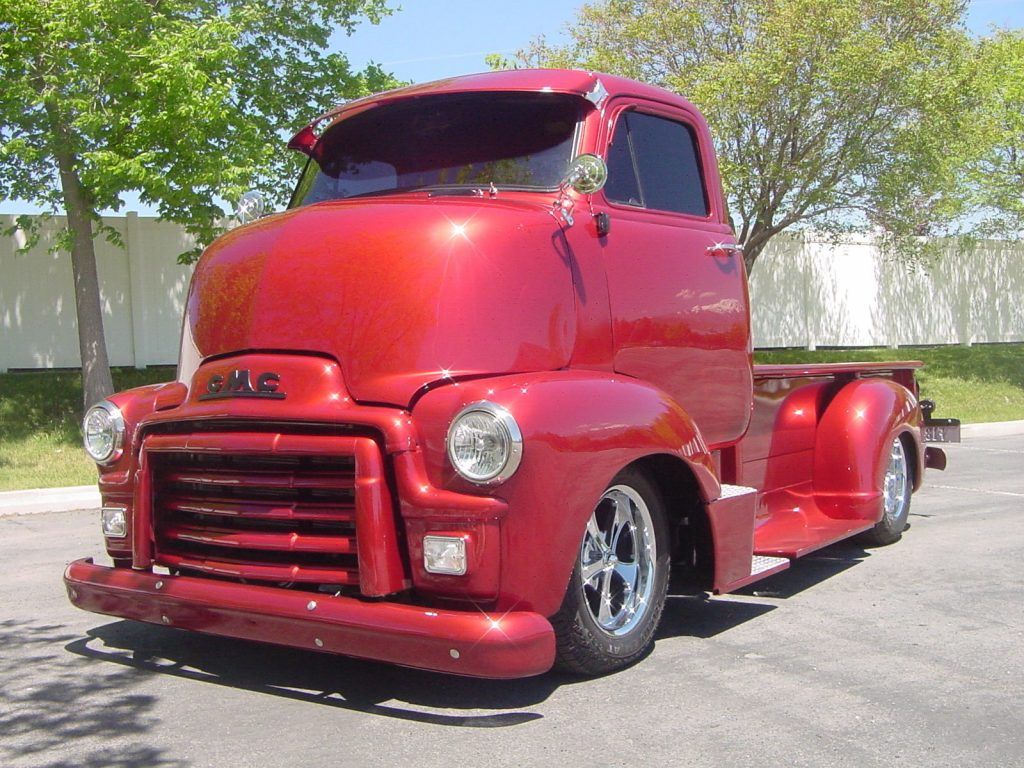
xmin=61 ymin=542 xmax=871 ymax=730
xmin=658 ymin=541 xmax=871 ymax=639
xmin=731 ymin=540 xmax=872 ymax=600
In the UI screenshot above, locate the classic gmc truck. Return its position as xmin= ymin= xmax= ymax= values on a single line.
xmin=66 ymin=69 xmax=949 ymax=678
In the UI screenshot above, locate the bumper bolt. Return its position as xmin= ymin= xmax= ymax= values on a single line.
xmin=450 ymin=649 xmax=460 ymax=660
xmin=155 ymin=581 xmax=164 ymax=590
xmin=161 ymin=615 xmax=171 ymax=625
xmin=307 ymin=600 xmax=317 ymax=611
xmin=314 ymin=638 xmax=324 ymax=648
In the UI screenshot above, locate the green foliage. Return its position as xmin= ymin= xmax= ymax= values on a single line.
xmin=499 ymin=0 xmax=983 ymax=269
xmin=0 ymin=366 xmax=175 ymax=491
xmin=971 ymin=30 xmax=1024 ymax=237
xmin=0 ymin=0 xmax=399 ymax=260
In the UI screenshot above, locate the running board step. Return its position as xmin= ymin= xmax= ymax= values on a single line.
xmin=719 ymin=484 xmax=757 ymax=499
xmin=751 ymin=555 xmax=790 ymax=576
xmin=716 ymin=553 xmax=791 ymax=594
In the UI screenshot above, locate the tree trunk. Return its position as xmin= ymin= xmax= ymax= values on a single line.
xmin=741 ymin=233 xmax=771 ymax=274
xmin=51 ymin=136 xmax=114 ymax=409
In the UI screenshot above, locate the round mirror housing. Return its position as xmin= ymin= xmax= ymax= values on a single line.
xmin=565 ymin=153 xmax=608 ymax=195
xmin=235 ymin=190 xmax=267 ymax=224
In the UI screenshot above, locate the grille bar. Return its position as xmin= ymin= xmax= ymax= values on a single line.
xmin=161 ymin=524 xmax=357 ymax=554
xmin=157 ymin=552 xmax=359 ymax=584
xmin=163 ymin=468 xmax=356 ymax=492
xmin=162 ymin=496 xmax=355 ymax=523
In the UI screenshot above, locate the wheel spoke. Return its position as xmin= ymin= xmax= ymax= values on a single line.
xmin=614 ymin=561 xmax=640 ymax=596
xmin=581 ymin=557 xmax=607 ymax=586
xmin=609 ymin=494 xmax=634 ymax=553
xmin=596 ymin=571 xmax=614 ymax=625
xmin=586 ymin=515 xmax=608 ymax=554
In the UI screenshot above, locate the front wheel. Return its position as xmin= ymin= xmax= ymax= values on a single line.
xmin=858 ymin=435 xmax=912 ymax=547
xmin=552 ymin=468 xmax=670 ymax=675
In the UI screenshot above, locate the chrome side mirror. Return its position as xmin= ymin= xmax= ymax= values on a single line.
xmin=554 ymin=154 xmax=609 ymax=228
xmin=564 ymin=153 xmax=608 ymax=195
xmin=235 ymin=190 xmax=267 ymax=224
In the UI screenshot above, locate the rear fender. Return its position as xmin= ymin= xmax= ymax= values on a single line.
xmin=410 ymin=371 xmax=720 ymax=616
xmin=813 ymin=378 xmax=923 ymax=521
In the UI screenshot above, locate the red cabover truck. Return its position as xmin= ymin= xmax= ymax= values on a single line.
xmin=66 ymin=69 xmax=952 ymax=678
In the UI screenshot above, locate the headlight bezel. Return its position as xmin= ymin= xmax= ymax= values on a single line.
xmin=82 ymin=400 xmax=125 ymax=465
xmin=445 ymin=400 xmax=523 ymax=485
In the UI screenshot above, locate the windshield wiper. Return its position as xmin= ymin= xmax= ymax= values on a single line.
xmin=426 ymin=182 xmax=500 ymax=199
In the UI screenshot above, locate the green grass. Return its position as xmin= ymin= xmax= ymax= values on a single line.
xmin=755 ymin=343 xmax=1024 ymax=424
xmin=1 ymin=344 xmax=1021 ymax=491
xmin=0 ymin=367 xmax=174 ymax=492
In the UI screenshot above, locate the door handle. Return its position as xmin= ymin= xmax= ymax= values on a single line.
xmin=706 ymin=242 xmax=743 ymax=258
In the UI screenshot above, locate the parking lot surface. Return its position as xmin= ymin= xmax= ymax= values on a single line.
xmin=1 ymin=436 xmax=1022 ymax=767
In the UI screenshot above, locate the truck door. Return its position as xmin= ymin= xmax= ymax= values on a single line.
xmin=595 ymin=102 xmax=753 ymax=447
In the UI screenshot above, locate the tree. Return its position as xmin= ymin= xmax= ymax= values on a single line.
xmin=0 ymin=1 xmax=397 ymax=408
xmin=971 ymin=30 xmax=1024 ymax=237
xmin=492 ymin=0 xmax=980 ymax=272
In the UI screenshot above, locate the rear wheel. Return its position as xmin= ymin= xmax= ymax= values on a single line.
xmin=552 ymin=468 xmax=670 ymax=675
xmin=858 ymin=435 xmax=912 ymax=547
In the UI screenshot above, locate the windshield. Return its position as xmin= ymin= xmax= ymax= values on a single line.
xmin=290 ymin=92 xmax=583 ymax=207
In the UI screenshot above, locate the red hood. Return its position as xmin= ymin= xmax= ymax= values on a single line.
xmin=184 ymin=197 xmax=576 ymax=406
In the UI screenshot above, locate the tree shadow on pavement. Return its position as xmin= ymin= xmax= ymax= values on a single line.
xmin=0 ymin=618 xmax=186 ymax=768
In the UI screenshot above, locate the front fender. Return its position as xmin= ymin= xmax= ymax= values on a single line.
xmin=410 ymin=370 xmax=719 ymax=616
xmin=813 ymin=378 xmax=923 ymax=521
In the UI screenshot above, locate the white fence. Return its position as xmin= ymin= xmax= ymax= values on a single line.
xmin=1 ymin=214 xmax=195 ymax=371
xmin=749 ymin=232 xmax=1024 ymax=349
xmin=1 ymin=214 xmax=1022 ymax=372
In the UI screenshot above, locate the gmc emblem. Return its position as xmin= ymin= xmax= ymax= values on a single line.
xmin=198 ymin=369 xmax=286 ymax=401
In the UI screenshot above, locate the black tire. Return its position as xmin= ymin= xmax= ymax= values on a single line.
xmin=551 ymin=467 xmax=671 ymax=675
xmin=857 ymin=435 xmax=912 ymax=547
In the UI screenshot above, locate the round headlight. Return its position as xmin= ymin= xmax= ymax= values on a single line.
xmin=446 ymin=401 xmax=523 ymax=484
xmin=83 ymin=400 xmax=125 ymax=464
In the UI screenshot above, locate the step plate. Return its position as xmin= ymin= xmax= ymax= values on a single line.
xmin=751 ymin=555 xmax=790 ymax=576
xmin=719 ymin=484 xmax=757 ymax=499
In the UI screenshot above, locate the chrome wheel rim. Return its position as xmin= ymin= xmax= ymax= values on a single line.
xmin=579 ymin=485 xmax=657 ymax=636
xmin=883 ymin=437 xmax=909 ymax=524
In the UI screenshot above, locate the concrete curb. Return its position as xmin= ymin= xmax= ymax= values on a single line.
xmin=0 ymin=485 xmax=100 ymax=517
xmin=961 ymin=420 xmax=1024 ymax=439
xmin=2 ymin=421 xmax=1022 ymax=517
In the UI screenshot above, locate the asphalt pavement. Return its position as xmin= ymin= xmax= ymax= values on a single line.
xmin=1 ymin=436 xmax=1022 ymax=767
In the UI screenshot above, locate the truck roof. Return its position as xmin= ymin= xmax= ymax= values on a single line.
xmin=289 ymin=69 xmax=697 ymax=152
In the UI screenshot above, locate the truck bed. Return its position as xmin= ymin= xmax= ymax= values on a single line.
xmin=734 ymin=360 xmax=924 ymax=560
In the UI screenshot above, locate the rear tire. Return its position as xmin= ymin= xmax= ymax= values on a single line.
xmin=552 ymin=468 xmax=670 ymax=675
xmin=857 ymin=435 xmax=912 ymax=547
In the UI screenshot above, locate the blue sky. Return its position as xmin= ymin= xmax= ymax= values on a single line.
xmin=2 ymin=0 xmax=1022 ymax=215
xmin=343 ymin=0 xmax=1024 ymax=84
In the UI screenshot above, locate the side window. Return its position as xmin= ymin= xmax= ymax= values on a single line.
xmin=604 ymin=119 xmax=642 ymax=206
xmin=604 ymin=111 xmax=709 ymax=216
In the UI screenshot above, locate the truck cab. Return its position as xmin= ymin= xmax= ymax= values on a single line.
xmin=67 ymin=70 xmax=944 ymax=678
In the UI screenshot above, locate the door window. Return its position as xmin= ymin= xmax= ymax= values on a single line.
xmin=604 ymin=111 xmax=708 ymax=216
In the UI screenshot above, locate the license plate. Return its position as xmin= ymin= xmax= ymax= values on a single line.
xmin=924 ymin=422 xmax=961 ymax=443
